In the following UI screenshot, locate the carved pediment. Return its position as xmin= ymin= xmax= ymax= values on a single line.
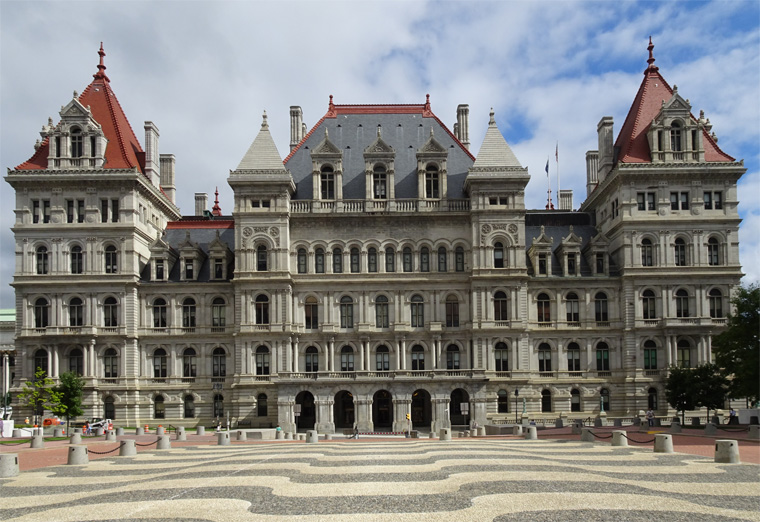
xmin=364 ymin=129 xmax=395 ymax=156
xmin=311 ymin=128 xmax=342 ymax=156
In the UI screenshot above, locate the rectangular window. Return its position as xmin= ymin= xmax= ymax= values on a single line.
xmin=567 ymin=350 xmax=580 ymax=372
xmin=185 ymin=260 xmax=194 ymax=280
xmin=33 ymin=200 xmax=40 ymax=223
xmin=704 ymin=191 xmax=722 ymax=210
xmin=111 ymin=199 xmax=119 ymax=222
xmin=77 ymin=200 xmax=85 ymax=223
xmin=538 ymin=253 xmax=547 ymax=275
xmin=385 ymin=249 xmax=395 ymax=272
xmin=637 ymin=192 xmax=656 ymax=211
xmin=67 ymin=200 xmax=75 ymax=223
xmin=567 ymin=253 xmax=576 ymax=275
xmin=671 ymin=192 xmax=689 ymax=210
xmin=595 ymin=253 xmax=604 ymax=274
xmin=155 ymin=260 xmax=164 ymax=280
xmin=43 ymin=200 xmax=50 ymax=223
xmin=455 ymin=248 xmax=464 ymax=272
xmin=375 ymin=302 xmax=389 ymax=329
xmin=644 ymin=349 xmax=657 ymax=370
xmin=101 ymin=199 xmax=109 ymax=223
xmin=611 ymin=198 xmax=619 ymax=218
xmin=214 ymin=258 xmax=224 ymax=279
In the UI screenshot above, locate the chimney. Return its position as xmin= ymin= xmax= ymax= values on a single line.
xmin=290 ymin=106 xmax=303 ymax=150
xmin=456 ymin=104 xmax=470 ymax=149
xmin=144 ymin=121 xmax=160 ymax=187
xmin=585 ymin=150 xmax=599 ymax=197
xmin=597 ymin=116 xmax=614 ymax=182
xmin=194 ymin=193 xmax=208 ymax=216
xmin=558 ymin=189 xmax=573 ymax=210
xmin=159 ymin=154 xmax=176 ymax=204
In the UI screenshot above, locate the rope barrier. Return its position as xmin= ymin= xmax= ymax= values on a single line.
xmin=1 ymin=439 xmax=31 ymax=445
xmin=591 ymin=432 xmax=613 ymax=440
xmin=716 ymin=426 xmax=750 ymax=432
xmin=135 ymin=439 xmax=159 ymax=447
xmin=621 ymin=434 xmax=657 ymax=444
xmin=88 ymin=442 xmax=125 ymax=455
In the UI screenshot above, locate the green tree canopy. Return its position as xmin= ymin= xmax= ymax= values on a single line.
xmin=692 ymin=363 xmax=728 ymax=421
xmin=52 ymin=371 xmax=85 ymax=426
xmin=665 ymin=365 xmax=696 ymax=423
xmin=711 ymin=284 xmax=759 ymax=404
xmin=17 ymin=367 xmax=62 ymax=423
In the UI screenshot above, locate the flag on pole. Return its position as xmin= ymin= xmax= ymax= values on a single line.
xmin=555 ymin=142 xmax=558 ymax=162
xmin=545 ymin=158 xmax=549 ymax=176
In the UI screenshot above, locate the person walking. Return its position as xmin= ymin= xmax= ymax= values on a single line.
xmin=646 ymin=409 xmax=655 ymax=427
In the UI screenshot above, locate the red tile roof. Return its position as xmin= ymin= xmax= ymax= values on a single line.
xmin=615 ymin=39 xmax=734 ymax=164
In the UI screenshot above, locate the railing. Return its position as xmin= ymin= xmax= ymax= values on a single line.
xmin=495 ymin=321 xmax=510 ymax=328
xmin=596 ymin=371 xmax=612 ymax=378
xmin=596 ymin=321 xmax=610 ymax=328
xmin=289 ymin=198 xmax=470 ymax=214
xmin=711 ymin=318 xmax=727 ymax=325
xmin=644 ymin=369 xmax=662 ymax=377
xmin=182 ymin=327 xmax=196 ymax=333
xmin=181 ymin=378 xmax=196 ymax=384
xmin=672 ymin=152 xmax=684 ymax=161
xmin=211 ymin=326 xmax=227 ymax=333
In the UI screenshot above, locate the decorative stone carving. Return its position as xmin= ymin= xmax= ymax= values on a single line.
xmin=242 ymin=227 xmax=253 ymax=238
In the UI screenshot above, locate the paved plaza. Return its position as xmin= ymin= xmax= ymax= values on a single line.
xmin=1 ymin=433 xmax=759 ymax=522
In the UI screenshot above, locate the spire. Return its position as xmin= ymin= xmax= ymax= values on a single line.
xmin=489 ymin=108 xmax=495 ymax=126
xmin=424 ymin=93 xmax=431 ymax=112
xmin=93 ymin=42 xmax=110 ymax=82
xmin=261 ymin=110 xmax=269 ymax=130
xmin=211 ymin=187 xmax=222 ymax=216
xmin=645 ymin=36 xmax=658 ymax=73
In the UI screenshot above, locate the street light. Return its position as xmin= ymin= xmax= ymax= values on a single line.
xmin=514 ymin=388 xmax=519 ymax=423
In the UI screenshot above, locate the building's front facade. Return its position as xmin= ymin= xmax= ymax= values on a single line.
xmin=4 ymin=41 xmax=744 ymax=431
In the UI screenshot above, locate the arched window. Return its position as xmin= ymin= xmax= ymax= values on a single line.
xmin=571 ymin=389 xmax=581 ymax=412
xmin=182 ymin=297 xmax=196 ymax=328
xmin=103 ymin=297 xmax=118 ymax=327
xmin=566 ymin=292 xmax=579 ymax=323
xmin=495 ymin=342 xmax=509 ymax=371
xmin=446 ymin=344 xmax=460 ymax=370
xmin=402 ymin=247 xmax=413 ymax=272
xmin=69 ymin=297 xmax=83 ymax=327
xmin=104 ymin=396 xmax=115 ymax=419
xmin=34 ymin=298 xmax=49 ymax=328
xmin=419 ymin=247 xmax=430 ymax=272
xmin=376 ymin=345 xmax=390 ymax=371
xmin=648 ymin=387 xmax=658 ymax=411
xmin=425 ymin=163 xmax=440 ymax=198
xmin=256 ymin=245 xmax=268 ymax=271
xmin=368 ymin=247 xmax=378 ymax=273
xmin=709 ymin=288 xmax=723 ymax=318
xmin=567 ymin=342 xmax=581 ymax=372
xmin=707 ymin=237 xmax=720 ymax=265
xmin=104 ymin=245 xmax=118 ymax=273
xmin=411 ymin=294 xmax=424 ymax=328
xmin=538 ymin=343 xmax=552 ymax=372
xmin=340 ymin=345 xmax=354 ymax=372
xmin=212 ymin=347 xmax=226 ymax=377
xmin=596 ymin=342 xmax=610 ymax=371
xmin=497 ymin=389 xmax=509 ymax=413
xmin=70 ymin=126 xmax=84 ymax=157
xmin=537 ymin=293 xmax=551 ymax=323
xmin=330 ymin=248 xmax=340 ymax=273
xmin=350 ymin=247 xmax=360 ymax=273
xmin=184 ymin=394 xmax=195 ymax=418
xmin=642 ymin=289 xmax=656 ymax=319
xmin=385 ymin=247 xmax=395 ymax=272
xmin=153 ymin=348 xmax=167 ymax=378
xmin=34 ymin=349 xmax=48 ymax=375
xmin=297 ymin=248 xmax=307 ymax=273
xmin=69 ymin=348 xmax=83 ymax=375
xmin=438 ymin=246 xmax=447 ymax=272
xmin=153 ymin=298 xmax=167 ymax=328
xmin=670 ymin=121 xmax=682 ymax=152
xmin=320 ymin=165 xmax=335 ymax=199
xmin=445 ymin=295 xmax=459 ymax=327
xmin=213 ymin=394 xmax=224 ymax=418
xmin=305 ymin=296 xmax=318 ymax=329
xmin=493 ymin=242 xmax=505 ymax=268
xmin=36 ymin=246 xmax=49 ymax=275
xmin=541 ymin=389 xmax=552 ymax=413
xmin=258 ymin=393 xmax=268 ymax=417
xmin=315 ymin=247 xmax=325 ymax=273
xmin=183 ymin=347 xmax=197 ymax=378
xmin=70 ymin=246 xmax=83 ymax=274
xmin=674 ymin=237 xmax=687 ymax=266
xmin=641 ymin=238 xmax=654 ymax=266
xmin=255 ymin=294 xmax=270 ymax=325
xmin=600 ymin=388 xmax=610 ymax=412
xmin=212 ymin=297 xmax=226 ymax=328
xmin=455 ymin=246 xmax=465 ymax=272
xmin=643 ymin=340 xmax=657 ymax=370
xmin=373 ymin=164 xmax=387 ymax=199
xmin=677 ymin=339 xmax=691 ymax=368
xmin=675 ymin=289 xmax=690 ymax=318
xmin=594 ymin=292 xmax=608 ymax=322
xmin=104 ymin=348 xmax=118 ymax=378
xmin=494 ymin=291 xmax=508 ymax=321
xmin=375 ymin=295 xmax=389 ymax=328
xmin=305 ymin=346 xmax=319 ymax=373
xmin=154 ymin=395 xmax=165 ymax=419
xmin=411 ymin=344 xmax=425 ymax=371
xmin=340 ymin=296 xmax=354 ymax=328
xmin=256 ymin=345 xmax=270 ymax=375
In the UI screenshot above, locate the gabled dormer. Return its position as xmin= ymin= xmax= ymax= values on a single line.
xmin=149 ymin=236 xmax=178 ymax=282
xmin=310 ymin=128 xmax=343 ymax=201
xmin=528 ymin=226 xmax=553 ymax=277
xmin=647 ymin=87 xmax=705 ymax=163
xmin=177 ymin=232 xmax=206 ymax=282
xmin=363 ymin=127 xmax=396 ymax=202
xmin=583 ymin=230 xmax=611 ymax=276
xmin=416 ymin=127 xmax=448 ymax=200
xmin=556 ymin=226 xmax=583 ymax=277
xmin=208 ymin=230 xmax=233 ymax=280
xmin=41 ymin=93 xmax=107 ymax=170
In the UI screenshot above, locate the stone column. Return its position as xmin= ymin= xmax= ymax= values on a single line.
xmin=356 ymin=398 xmax=373 ymax=432
xmin=393 ymin=398 xmax=411 ymax=432
xmin=315 ymin=397 xmax=335 ymax=434
xmin=431 ymin=397 xmax=451 ymax=432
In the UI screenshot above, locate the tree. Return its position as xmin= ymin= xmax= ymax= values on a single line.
xmin=17 ymin=367 xmax=62 ymax=425
xmin=52 ymin=371 xmax=85 ymax=429
xmin=711 ymin=284 xmax=760 ymax=405
xmin=665 ymin=365 xmax=696 ymax=424
xmin=692 ymin=363 xmax=728 ymax=422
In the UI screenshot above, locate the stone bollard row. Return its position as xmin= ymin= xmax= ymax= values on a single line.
xmin=611 ymin=430 xmax=628 ymax=447
xmin=654 ymin=434 xmax=673 ymax=453
xmin=285 ymin=432 xmax=293 ymax=440
xmin=119 ymin=439 xmax=137 ymax=456
xmin=30 ymin=435 xmax=44 ymax=449
xmin=53 ymin=428 xmax=64 ymax=437
xmin=512 ymin=425 xmax=523 ymax=436
xmin=429 ymin=432 xmax=436 ymax=439
xmin=156 ymin=426 xmax=166 ymax=436
xmin=217 ymin=432 xmax=230 ymax=446
xmin=115 ymin=427 xmax=124 ymax=436
xmin=69 ymin=433 xmax=82 ymax=444
xmin=612 ymin=419 xmax=623 ymax=427
xmin=298 ymin=434 xmax=306 ymax=441
xmin=236 ymin=430 xmax=247 ymax=442
xmin=749 ymin=425 xmax=760 ymax=440
xmin=714 ymin=440 xmax=740 ymax=463
xmin=135 ymin=427 xmax=145 ymax=435
xmin=276 ymin=430 xmax=284 ymax=440
xmin=176 ymin=427 xmax=186 ymax=441
xmin=670 ymin=422 xmax=682 ymax=434
xmin=580 ymin=428 xmax=595 ymax=443
xmin=325 ymin=434 xmax=333 ymax=441
xmin=196 ymin=426 xmax=206 ymax=436
xmin=73 ymin=428 xmax=83 ymax=435
xmin=94 ymin=427 xmax=104 ymax=436
xmin=477 ymin=426 xmax=486 ymax=437
xmin=439 ymin=428 xmax=452 ymax=441
xmin=67 ymin=445 xmax=89 ymax=465
xmin=704 ymin=423 xmax=718 ymax=436
xmin=156 ymin=435 xmax=171 ymax=450
xmin=0 ymin=454 xmax=19 ymax=478
xmin=105 ymin=430 xmax=116 ymax=441
xmin=571 ymin=422 xmax=582 ymax=435
xmin=524 ymin=426 xmax=537 ymax=440
xmin=306 ymin=430 xmax=319 ymax=444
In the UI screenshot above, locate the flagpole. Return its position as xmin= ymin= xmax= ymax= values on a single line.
xmin=545 ymin=156 xmax=553 ymax=210
xmin=555 ymin=142 xmax=560 ymax=208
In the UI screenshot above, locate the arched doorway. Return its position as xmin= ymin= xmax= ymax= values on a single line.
xmin=295 ymin=391 xmax=315 ymax=430
xmin=648 ymin=387 xmax=658 ymax=410
xmin=334 ymin=390 xmax=354 ymax=429
xmin=411 ymin=389 xmax=431 ymax=428
xmin=372 ymin=390 xmax=393 ymax=429
xmin=541 ymin=389 xmax=552 ymax=412
xmin=450 ymin=388 xmax=470 ymax=426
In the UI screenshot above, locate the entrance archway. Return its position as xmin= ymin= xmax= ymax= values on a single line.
xmin=372 ymin=390 xmax=393 ymax=429
xmin=334 ymin=390 xmax=354 ymax=429
xmin=450 ymin=388 xmax=470 ymax=426
xmin=411 ymin=389 xmax=431 ymax=428
xmin=295 ymin=391 xmax=315 ymax=430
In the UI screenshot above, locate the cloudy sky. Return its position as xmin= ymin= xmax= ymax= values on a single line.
xmin=1 ymin=0 xmax=758 ymax=308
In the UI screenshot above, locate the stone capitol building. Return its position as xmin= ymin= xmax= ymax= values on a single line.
xmin=3 ymin=41 xmax=745 ymax=433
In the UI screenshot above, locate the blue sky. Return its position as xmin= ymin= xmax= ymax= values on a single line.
xmin=1 ymin=0 xmax=758 ymax=308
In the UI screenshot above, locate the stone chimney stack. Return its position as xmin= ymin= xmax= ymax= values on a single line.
xmin=144 ymin=121 xmax=160 ymax=187
xmin=159 ymin=154 xmax=176 ymax=204
xmin=195 ymin=193 xmax=208 ymax=216
xmin=585 ymin=150 xmax=599 ymax=197
xmin=290 ymin=106 xmax=304 ymax=151
xmin=559 ymin=189 xmax=573 ymax=210
xmin=597 ymin=116 xmax=614 ymax=183
xmin=456 ymin=104 xmax=470 ymax=150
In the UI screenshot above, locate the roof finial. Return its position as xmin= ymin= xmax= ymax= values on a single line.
xmin=424 ymin=93 xmax=431 ymax=111
xmin=646 ymin=36 xmax=658 ymax=73
xmin=93 ymin=42 xmax=110 ymax=82
xmin=211 ymin=186 xmax=222 ymax=216
xmin=329 ymin=94 xmax=334 ymax=110
xmin=377 ymin=126 xmax=382 ymax=137
xmin=261 ymin=110 xmax=269 ymax=130
xmin=489 ymin=108 xmax=495 ymax=126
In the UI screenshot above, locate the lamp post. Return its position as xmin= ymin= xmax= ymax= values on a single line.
xmin=0 ymin=349 xmax=12 ymax=419
xmin=514 ymin=388 xmax=519 ymax=423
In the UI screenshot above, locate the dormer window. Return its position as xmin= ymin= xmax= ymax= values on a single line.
xmin=670 ymin=121 xmax=682 ymax=152
xmin=373 ymin=165 xmax=387 ymax=199
xmin=320 ymin=165 xmax=335 ymax=200
xmin=155 ymin=259 xmax=165 ymax=280
xmin=214 ymin=258 xmax=224 ymax=279
xmin=70 ymin=127 xmax=84 ymax=157
xmin=425 ymin=164 xmax=440 ymax=198
xmin=538 ymin=253 xmax=548 ymax=275
xmin=184 ymin=259 xmax=194 ymax=279
xmin=567 ymin=253 xmax=577 ymax=275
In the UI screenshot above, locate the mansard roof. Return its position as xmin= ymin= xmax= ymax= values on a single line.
xmin=284 ymin=95 xmax=476 ymax=199
xmin=471 ymin=110 xmax=522 ymax=169
xmin=614 ymin=38 xmax=734 ymax=164
xmin=16 ymin=44 xmax=145 ymax=172
xmin=235 ymin=112 xmax=288 ymax=171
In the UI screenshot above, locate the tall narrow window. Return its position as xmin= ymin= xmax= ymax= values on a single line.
xmin=425 ymin=164 xmax=440 ymax=198
xmin=184 ymin=259 xmax=194 ymax=280
xmin=411 ymin=345 xmax=425 ymax=370
xmin=297 ymin=248 xmax=307 ymax=274
xmin=153 ymin=298 xmax=167 ymax=328
xmin=214 ymin=258 xmax=224 ymax=279
xmin=642 ymin=290 xmax=656 ymax=319
xmin=330 ymin=248 xmax=340 ymax=273
xmin=455 ymin=246 xmax=465 ymax=272
xmin=305 ymin=297 xmax=319 ymax=329
xmin=600 ymin=388 xmax=610 ymax=411
xmin=594 ymin=292 xmax=608 ymax=322
xmin=375 ymin=295 xmax=389 ymax=328
xmin=305 ymin=346 xmax=319 ymax=372
xmin=255 ymin=294 xmax=269 ymax=325
xmin=256 ymin=346 xmax=270 ymax=375
xmin=212 ymin=297 xmax=226 ymax=328
xmin=34 ymin=348 xmax=48 ymax=374
xmin=537 ymin=293 xmax=551 ymax=323
xmin=35 ymin=298 xmax=49 ymax=328
xmin=103 ymin=297 xmax=118 ymax=327
xmin=182 ymin=298 xmax=196 ymax=328
xmin=70 ymin=127 xmax=83 ymax=157
xmin=541 ymin=390 xmax=552 ymax=412
xmin=69 ymin=297 xmax=83 ymax=327
xmin=376 ymin=345 xmax=390 ymax=371
xmin=566 ymin=292 xmax=579 ymax=323
xmin=340 ymin=345 xmax=354 ymax=372
xmin=154 ymin=396 xmax=165 ymax=419
xmin=641 ymin=238 xmax=653 ymax=266
xmin=258 ymin=394 xmax=268 ymax=416
xmin=538 ymin=343 xmax=552 ymax=372
xmin=674 ymin=238 xmax=687 ymax=266
xmin=104 ymin=245 xmax=118 ymax=274
xmin=104 ymin=348 xmax=118 ymax=378
xmin=36 ymin=246 xmax=49 ymax=275
xmin=403 ymin=247 xmax=413 ymax=272
xmin=571 ymin=389 xmax=581 ymax=412
xmin=677 ymin=340 xmax=691 ymax=368
xmin=320 ymin=165 xmax=335 ymax=200
xmin=445 ymin=295 xmax=459 ymax=327
xmin=153 ymin=348 xmax=167 ymax=378
xmin=256 ymin=245 xmax=268 ymax=271
xmin=567 ymin=342 xmax=581 ymax=372
xmin=567 ymin=253 xmax=577 ymax=275
xmin=385 ymin=247 xmax=395 ymax=272
xmin=438 ymin=246 xmax=447 ymax=272
xmin=183 ymin=348 xmax=197 ymax=378
xmin=675 ymin=289 xmax=689 ymax=318
xmin=315 ymin=248 xmax=325 ymax=273
xmin=498 ymin=389 xmax=509 ymax=413
xmin=648 ymin=388 xmax=658 ymax=411
xmin=707 ymin=237 xmax=720 ymax=265
xmin=595 ymin=253 xmax=605 ymax=274
xmin=111 ymin=198 xmax=119 ymax=223
xmin=212 ymin=347 xmax=226 ymax=377
xmin=184 ymin=395 xmax=195 ymax=418
xmin=596 ymin=342 xmax=610 ymax=371
xmin=538 ymin=253 xmax=548 ymax=275
xmin=350 ymin=247 xmax=360 ymax=273
xmin=411 ymin=294 xmax=424 ymax=328
xmin=70 ymin=246 xmax=83 ymax=274
xmin=43 ymin=200 xmax=50 ymax=223
xmin=643 ymin=340 xmax=657 ymax=370
xmin=155 ymin=259 xmax=165 ymax=280
xmin=419 ymin=247 xmax=430 ymax=272
xmin=67 ymin=200 xmax=75 ymax=223
xmin=494 ymin=291 xmax=508 ymax=321
xmin=446 ymin=344 xmax=460 ymax=370
xmin=213 ymin=394 xmax=224 ymax=418
xmin=493 ymin=242 xmax=505 ymax=268
xmin=340 ymin=296 xmax=354 ymax=328
xmin=368 ymin=247 xmax=378 ymax=273
xmin=69 ymin=348 xmax=84 ymax=375
xmin=494 ymin=342 xmax=509 ymax=371
xmin=670 ymin=122 xmax=682 ymax=151
xmin=373 ymin=165 xmax=387 ymax=199
xmin=77 ymin=200 xmax=85 ymax=223
xmin=708 ymin=288 xmax=723 ymax=318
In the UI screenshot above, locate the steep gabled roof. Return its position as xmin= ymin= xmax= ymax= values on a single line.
xmin=471 ymin=110 xmax=522 ymax=169
xmin=235 ymin=112 xmax=287 ymax=171
xmin=16 ymin=44 xmax=145 ymax=171
xmin=614 ymin=38 xmax=734 ymax=164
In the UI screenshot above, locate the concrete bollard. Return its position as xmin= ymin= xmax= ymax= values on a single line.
xmin=135 ymin=427 xmax=145 ymax=435
xmin=611 ymin=430 xmax=628 ymax=447
xmin=554 ymin=418 xmax=564 ymax=428
xmin=714 ymin=440 xmax=740 ymax=463
xmin=105 ymin=430 xmax=116 ymax=441
xmin=119 ymin=439 xmax=136 ymax=456
xmin=156 ymin=435 xmax=171 ymax=450
xmin=613 ymin=418 xmax=623 ymax=427
xmin=711 ymin=415 xmax=721 ymax=425
xmin=236 ymin=430 xmax=248 ymax=441
xmin=429 ymin=432 xmax=436 ymax=439
xmin=571 ymin=422 xmax=582 ymax=435
xmin=477 ymin=426 xmax=486 ymax=437
xmin=439 ymin=428 xmax=452 ymax=441
xmin=512 ymin=425 xmax=523 ymax=436
xmin=93 ymin=427 xmax=104 ymax=436
xmin=285 ymin=432 xmax=293 ymax=440
xmin=217 ymin=432 xmax=230 ymax=446
xmin=69 ymin=433 xmax=82 ymax=444
xmin=298 ymin=434 xmax=306 ymax=441
xmin=156 ymin=426 xmax=165 ymax=436
xmin=325 ymin=434 xmax=333 ymax=440
xmin=704 ymin=423 xmax=718 ymax=436
xmin=12 ymin=429 xmax=22 ymax=438
xmin=749 ymin=426 xmax=759 ymax=440
xmin=306 ymin=430 xmax=319 ymax=444
xmin=580 ymin=428 xmax=595 ymax=443
xmin=176 ymin=427 xmax=186 ymax=441
xmin=670 ymin=422 xmax=682 ymax=434
xmin=30 ymin=435 xmax=44 ymax=448
xmin=53 ymin=428 xmax=64 ymax=437
xmin=691 ymin=417 xmax=701 ymax=426
xmin=67 ymin=445 xmax=89 ymax=465
xmin=524 ymin=426 xmax=538 ymax=440
xmin=463 ymin=430 xmax=470 ymax=437
xmin=594 ymin=417 xmax=605 ymax=428
xmin=457 ymin=431 xmax=464 ymax=438
xmin=276 ymin=430 xmax=284 ymax=440
xmin=0 ymin=454 xmax=19 ymax=477
xmin=654 ymin=434 xmax=674 ymax=453
xmin=115 ymin=427 xmax=124 ymax=436
xmin=73 ymin=428 xmax=83 ymax=435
